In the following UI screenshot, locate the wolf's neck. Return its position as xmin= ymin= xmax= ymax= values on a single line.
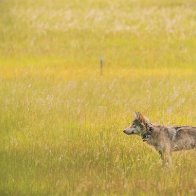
xmin=145 ymin=122 xmax=154 ymax=131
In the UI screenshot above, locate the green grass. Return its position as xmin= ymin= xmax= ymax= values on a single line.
xmin=0 ymin=0 xmax=196 ymax=195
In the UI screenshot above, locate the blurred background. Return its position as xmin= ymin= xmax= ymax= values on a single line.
xmin=0 ymin=1 xmax=195 ymax=195
xmin=0 ymin=0 xmax=195 ymax=68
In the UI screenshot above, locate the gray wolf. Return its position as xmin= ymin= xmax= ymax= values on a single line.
xmin=123 ymin=112 xmax=196 ymax=166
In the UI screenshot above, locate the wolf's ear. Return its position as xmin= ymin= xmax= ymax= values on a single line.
xmin=135 ymin=112 xmax=141 ymax=118
xmin=135 ymin=112 xmax=145 ymax=121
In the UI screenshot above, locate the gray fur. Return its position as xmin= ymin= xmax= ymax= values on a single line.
xmin=124 ymin=112 xmax=196 ymax=166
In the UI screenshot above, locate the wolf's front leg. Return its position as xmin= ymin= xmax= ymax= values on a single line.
xmin=159 ymin=147 xmax=172 ymax=167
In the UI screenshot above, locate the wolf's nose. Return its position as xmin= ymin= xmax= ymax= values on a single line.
xmin=123 ymin=130 xmax=126 ymax=133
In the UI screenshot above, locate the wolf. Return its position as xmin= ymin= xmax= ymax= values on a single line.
xmin=123 ymin=112 xmax=196 ymax=166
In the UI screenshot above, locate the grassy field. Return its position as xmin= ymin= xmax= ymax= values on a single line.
xmin=0 ymin=0 xmax=196 ymax=195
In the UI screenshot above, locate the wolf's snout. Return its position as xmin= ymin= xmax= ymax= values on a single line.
xmin=123 ymin=129 xmax=130 ymax=134
xmin=123 ymin=128 xmax=128 ymax=132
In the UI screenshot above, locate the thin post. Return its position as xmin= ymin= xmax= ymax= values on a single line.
xmin=100 ymin=56 xmax=104 ymax=76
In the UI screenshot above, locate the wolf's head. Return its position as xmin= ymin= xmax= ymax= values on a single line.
xmin=123 ymin=112 xmax=152 ymax=136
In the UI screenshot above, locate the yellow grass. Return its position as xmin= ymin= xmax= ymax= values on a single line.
xmin=0 ymin=0 xmax=196 ymax=195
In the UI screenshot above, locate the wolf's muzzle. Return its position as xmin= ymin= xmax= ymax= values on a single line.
xmin=123 ymin=128 xmax=134 ymax=135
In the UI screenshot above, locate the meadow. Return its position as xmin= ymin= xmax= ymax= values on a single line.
xmin=0 ymin=0 xmax=196 ymax=195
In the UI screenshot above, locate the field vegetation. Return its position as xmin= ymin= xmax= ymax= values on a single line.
xmin=0 ymin=0 xmax=196 ymax=195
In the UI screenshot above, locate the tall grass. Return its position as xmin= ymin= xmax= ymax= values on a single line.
xmin=0 ymin=0 xmax=196 ymax=195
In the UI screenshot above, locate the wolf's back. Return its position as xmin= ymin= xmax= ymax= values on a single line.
xmin=172 ymin=126 xmax=196 ymax=151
